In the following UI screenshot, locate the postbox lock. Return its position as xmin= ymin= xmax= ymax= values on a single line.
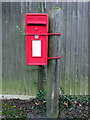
xmin=34 ymin=35 xmax=39 ymax=39
xmin=26 ymin=13 xmax=62 ymax=65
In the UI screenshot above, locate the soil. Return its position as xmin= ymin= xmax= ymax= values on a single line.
xmin=0 ymin=95 xmax=90 ymax=119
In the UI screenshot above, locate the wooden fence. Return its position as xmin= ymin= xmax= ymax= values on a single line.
xmin=2 ymin=2 xmax=88 ymax=95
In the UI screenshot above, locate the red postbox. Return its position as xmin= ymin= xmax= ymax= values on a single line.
xmin=26 ymin=13 xmax=62 ymax=65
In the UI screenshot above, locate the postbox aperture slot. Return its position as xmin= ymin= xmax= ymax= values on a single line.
xmin=32 ymin=40 xmax=41 ymax=57
xmin=27 ymin=24 xmax=46 ymax=26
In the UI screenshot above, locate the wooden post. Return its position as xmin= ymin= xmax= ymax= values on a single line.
xmin=38 ymin=65 xmax=46 ymax=90
xmin=46 ymin=9 xmax=62 ymax=118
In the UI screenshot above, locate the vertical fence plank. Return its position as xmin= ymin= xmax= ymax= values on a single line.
xmin=8 ymin=2 xmax=15 ymax=93
xmin=71 ymin=2 xmax=77 ymax=95
xmin=2 ymin=3 xmax=11 ymax=93
xmin=88 ymin=1 xmax=90 ymax=96
xmin=76 ymin=2 xmax=83 ymax=95
xmin=65 ymin=2 xmax=73 ymax=95
xmin=59 ymin=2 xmax=67 ymax=95
xmin=2 ymin=3 xmax=7 ymax=93
xmin=2 ymin=2 xmax=7 ymax=88
xmin=16 ymin=2 xmax=26 ymax=94
xmin=0 ymin=2 xmax=2 ymax=94
xmin=82 ymin=2 xmax=88 ymax=95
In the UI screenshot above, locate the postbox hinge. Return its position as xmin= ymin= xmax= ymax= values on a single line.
xmin=48 ymin=56 xmax=62 ymax=60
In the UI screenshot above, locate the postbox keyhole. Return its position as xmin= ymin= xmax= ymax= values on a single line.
xmin=34 ymin=35 xmax=39 ymax=39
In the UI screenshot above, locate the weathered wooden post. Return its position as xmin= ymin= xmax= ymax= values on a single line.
xmin=38 ymin=65 xmax=46 ymax=91
xmin=46 ymin=9 xmax=62 ymax=118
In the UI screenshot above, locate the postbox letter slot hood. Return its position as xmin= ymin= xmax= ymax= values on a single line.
xmin=27 ymin=21 xmax=46 ymax=25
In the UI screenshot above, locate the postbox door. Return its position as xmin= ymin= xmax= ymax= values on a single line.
xmin=26 ymin=35 xmax=48 ymax=65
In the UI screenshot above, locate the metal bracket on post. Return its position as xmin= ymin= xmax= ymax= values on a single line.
xmin=48 ymin=56 xmax=62 ymax=60
xmin=48 ymin=32 xmax=62 ymax=60
xmin=48 ymin=33 xmax=62 ymax=36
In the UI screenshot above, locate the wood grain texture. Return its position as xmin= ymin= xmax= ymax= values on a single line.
xmin=46 ymin=9 xmax=62 ymax=117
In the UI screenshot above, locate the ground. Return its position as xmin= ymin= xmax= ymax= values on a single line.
xmin=0 ymin=95 xmax=90 ymax=119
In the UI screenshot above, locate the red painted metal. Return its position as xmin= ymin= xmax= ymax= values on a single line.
xmin=48 ymin=56 xmax=62 ymax=60
xmin=26 ymin=13 xmax=48 ymax=65
xmin=48 ymin=33 xmax=62 ymax=35
xmin=26 ymin=33 xmax=62 ymax=36
xmin=26 ymin=13 xmax=62 ymax=65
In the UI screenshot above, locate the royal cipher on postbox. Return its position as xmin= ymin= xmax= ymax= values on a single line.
xmin=26 ymin=13 xmax=62 ymax=65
